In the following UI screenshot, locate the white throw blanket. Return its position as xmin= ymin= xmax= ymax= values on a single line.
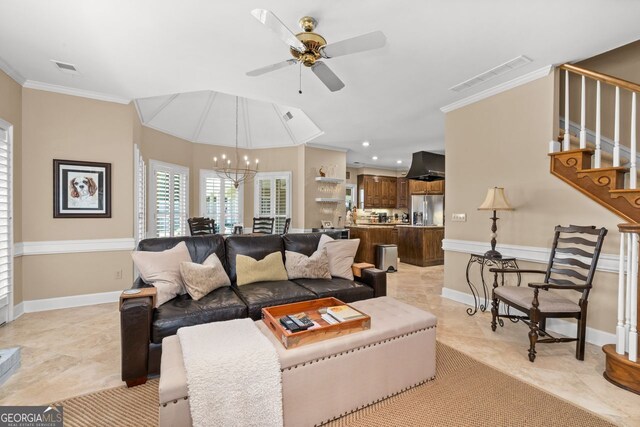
xmin=177 ymin=318 xmax=283 ymax=427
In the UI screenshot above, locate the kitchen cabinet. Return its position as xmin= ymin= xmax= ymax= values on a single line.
xmin=397 ymin=226 xmax=444 ymax=266
xmin=358 ymin=175 xmax=398 ymax=209
xmin=408 ymin=179 xmax=445 ymax=195
xmin=396 ymin=178 xmax=408 ymax=208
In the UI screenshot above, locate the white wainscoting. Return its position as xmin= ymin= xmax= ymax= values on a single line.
xmin=14 ymin=238 xmax=136 ymax=257
xmin=442 ymin=238 xmax=620 ymax=273
xmin=441 ymin=287 xmax=615 ymax=347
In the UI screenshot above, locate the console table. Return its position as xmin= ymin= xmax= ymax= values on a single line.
xmin=465 ymin=254 xmax=520 ymax=316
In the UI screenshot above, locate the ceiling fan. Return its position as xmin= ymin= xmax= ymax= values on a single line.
xmin=247 ymin=9 xmax=387 ymax=92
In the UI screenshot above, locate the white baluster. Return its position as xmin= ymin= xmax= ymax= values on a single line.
xmin=629 ymin=233 xmax=638 ymax=362
xmin=626 ymin=233 xmax=632 ymax=352
xmin=630 ymin=92 xmax=637 ymax=189
xmin=614 ymin=86 xmax=621 ymax=167
xmin=580 ymin=75 xmax=587 ymax=149
xmin=617 ymin=232 xmax=627 ymax=354
xmin=595 ymin=81 xmax=602 ymax=168
xmin=563 ymin=70 xmax=571 ymax=151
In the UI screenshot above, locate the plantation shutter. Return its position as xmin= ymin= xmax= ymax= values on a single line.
xmin=254 ymin=173 xmax=291 ymax=234
xmin=223 ymin=180 xmax=240 ymax=234
xmin=0 ymin=124 xmax=12 ymax=324
xmin=134 ymin=145 xmax=146 ymax=242
xmin=150 ymin=161 xmax=189 ymax=238
xmin=200 ymin=171 xmax=243 ymax=234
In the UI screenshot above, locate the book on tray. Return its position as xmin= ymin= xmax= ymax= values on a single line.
xmin=326 ymin=305 xmax=365 ymax=322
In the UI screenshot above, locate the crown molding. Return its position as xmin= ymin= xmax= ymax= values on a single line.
xmin=306 ymin=142 xmax=348 ymax=153
xmin=22 ymin=80 xmax=131 ymax=105
xmin=440 ymin=65 xmax=553 ymax=113
xmin=0 ymin=57 xmax=26 ymax=85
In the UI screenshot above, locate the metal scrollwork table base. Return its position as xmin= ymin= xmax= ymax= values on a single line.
xmin=465 ymin=254 xmax=520 ymax=316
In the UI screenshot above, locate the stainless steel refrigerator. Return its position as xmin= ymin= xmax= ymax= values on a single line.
xmin=411 ymin=194 xmax=444 ymax=226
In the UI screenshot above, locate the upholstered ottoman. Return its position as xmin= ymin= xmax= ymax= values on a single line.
xmin=159 ymin=296 xmax=437 ymax=427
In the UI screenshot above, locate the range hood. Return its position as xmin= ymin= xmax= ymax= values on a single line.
xmin=405 ymin=151 xmax=445 ymax=181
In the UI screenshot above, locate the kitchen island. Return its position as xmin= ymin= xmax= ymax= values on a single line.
xmin=347 ymin=224 xmax=444 ymax=267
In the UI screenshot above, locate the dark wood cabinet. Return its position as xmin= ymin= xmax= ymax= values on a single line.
xmin=358 ymin=174 xmax=398 ymax=209
xmin=408 ymin=179 xmax=445 ymax=195
xmin=397 ymin=178 xmax=408 ymax=209
xmin=397 ymin=226 xmax=444 ymax=266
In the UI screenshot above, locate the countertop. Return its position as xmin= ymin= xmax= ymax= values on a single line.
xmin=347 ymin=224 xmax=444 ymax=229
xmin=395 ymin=225 xmax=445 ymax=229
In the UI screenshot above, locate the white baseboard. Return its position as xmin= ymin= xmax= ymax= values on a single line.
xmin=16 ymin=290 xmax=121 ymax=315
xmin=12 ymin=302 xmax=24 ymax=320
xmin=441 ymin=287 xmax=615 ymax=347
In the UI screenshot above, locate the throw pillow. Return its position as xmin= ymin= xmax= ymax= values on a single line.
xmin=180 ymin=253 xmax=231 ymax=301
xmin=131 ymin=241 xmax=191 ymax=307
xmin=285 ymin=248 xmax=331 ymax=280
xmin=236 ymin=252 xmax=288 ymax=286
xmin=318 ymin=234 xmax=360 ymax=280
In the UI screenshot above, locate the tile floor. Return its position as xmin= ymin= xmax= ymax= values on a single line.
xmin=1 ymin=263 xmax=638 ymax=426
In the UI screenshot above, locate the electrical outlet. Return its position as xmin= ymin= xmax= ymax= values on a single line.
xmin=451 ymin=213 xmax=467 ymax=222
xmin=115 ymin=269 xmax=122 ymax=280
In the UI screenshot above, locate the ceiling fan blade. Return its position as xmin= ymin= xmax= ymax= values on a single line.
xmin=251 ymin=9 xmax=306 ymax=53
xmin=246 ymin=59 xmax=297 ymax=77
xmin=311 ymin=62 xmax=345 ymax=92
xmin=320 ymin=31 xmax=387 ymax=59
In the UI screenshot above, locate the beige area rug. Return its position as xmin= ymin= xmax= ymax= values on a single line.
xmin=53 ymin=343 xmax=614 ymax=427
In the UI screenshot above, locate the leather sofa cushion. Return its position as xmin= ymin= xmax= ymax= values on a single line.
xmin=234 ymin=280 xmax=317 ymax=320
xmin=293 ymin=278 xmax=374 ymax=303
xmin=283 ymin=233 xmax=323 ymax=256
xmin=137 ymin=235 xmax=228 ymax=273
xmin=151 ymin=287 xmax=247 ymax=344
xmin=225 ymin=234 xmax=284 ymax=284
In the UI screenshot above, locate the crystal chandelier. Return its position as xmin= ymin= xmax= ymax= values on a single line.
xmin=213 ymin=96 xmax=259 ymax=189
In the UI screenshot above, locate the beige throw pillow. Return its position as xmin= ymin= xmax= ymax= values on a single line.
xmin=131 ymin=241 xmax=191 ymax=307
xmin=285 ymin=248 xmax=331 ymax=280
xmin=180 ymin=253 xmax=231 ymax=301
xmin=236 ymin=252 xmax=288 ymax=286
xmin=318 ymin=234 xmax=360 ymax=280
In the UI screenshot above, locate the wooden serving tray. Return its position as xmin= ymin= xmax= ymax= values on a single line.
xmin=262 ymin=297 xmax=371 ymax=349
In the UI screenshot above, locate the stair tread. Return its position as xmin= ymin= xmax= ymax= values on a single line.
xmin=609 ymin=189 xmax=640 ymax=193
xmin=549 ymin=149 xmax=594 ymax=156
xmin=580 ymin=167 xmax=629 ymax=173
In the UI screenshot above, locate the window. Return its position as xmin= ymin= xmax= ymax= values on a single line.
xmin=134 ymin=145 xmax=146 ymax=242
xmin=254 ymin=172 xmax=291 ymax=234
xmin=0 ymin=119 xmax=12 ymax=324
xmin=200 ymin=171 xmax=243 ymax=234
xmin=149 ymin=160 xmax=189 ymax=238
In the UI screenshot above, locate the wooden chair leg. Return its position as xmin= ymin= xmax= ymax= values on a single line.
xmin=528 ymin=290 xmax=540 ymax=362
xmin=490 ymin=295 xmax=499 ymax=332
xmin=576 ymin=303 xmax=588 ymax=361
xmin=538 ymin=318 xmax=547 ymax=337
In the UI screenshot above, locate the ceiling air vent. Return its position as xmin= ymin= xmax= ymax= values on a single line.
xmin=283 ymin=111 xmax=293 ymax=121
xmin=51 ymin=60 xmax=80 ymax=75
xmin=449 ymin=55 xmax=532 ymax=92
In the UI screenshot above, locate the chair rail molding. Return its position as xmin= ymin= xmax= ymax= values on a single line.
xmin=14 ymin=237 xmax=136 ymax=257
xmin=442 ymin=238 xmax=620 ymax=273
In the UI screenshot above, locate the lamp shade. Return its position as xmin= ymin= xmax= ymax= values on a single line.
xmin=478 ymin=187 xmax=513 ymax=211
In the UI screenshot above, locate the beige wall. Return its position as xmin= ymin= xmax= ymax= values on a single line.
xmin=444 ymin=72 xmax=622 ymax=334
xmin=0 ymin=70 xmax=23 ymax=303
xmin=20 ymin=89 xmax=135 ymax=300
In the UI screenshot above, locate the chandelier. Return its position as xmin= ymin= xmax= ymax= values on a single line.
xmin=212 ymin=96 xmax=259 ymax=189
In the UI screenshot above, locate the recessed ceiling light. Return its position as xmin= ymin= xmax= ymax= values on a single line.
xmin=396 ymin=160 xmax=402 ymax=164
xmin=372 ymin=156 xmax=378 ymax=160
xmin=362 ymin=141 xmax=370 ymax=147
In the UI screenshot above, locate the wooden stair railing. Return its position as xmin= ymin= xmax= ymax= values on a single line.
xmin=551 ymin=63 xmax=640 ymax=394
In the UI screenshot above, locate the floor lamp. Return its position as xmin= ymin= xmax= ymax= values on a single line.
xmin=477 ymin=187 xmax=513 ymax=259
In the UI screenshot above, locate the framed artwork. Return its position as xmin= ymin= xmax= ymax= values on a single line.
xmin=321 ymin=220 xmax=333 ymax=228
xmin=53 ymin=159 xmax=111 ymax=218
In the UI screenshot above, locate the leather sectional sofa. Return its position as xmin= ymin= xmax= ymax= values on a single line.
xmin=120 ymin=232 xmax=387 ymax=386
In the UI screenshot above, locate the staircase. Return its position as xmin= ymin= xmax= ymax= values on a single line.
xmin=549 ymin=64 xmax=640 ymax=394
